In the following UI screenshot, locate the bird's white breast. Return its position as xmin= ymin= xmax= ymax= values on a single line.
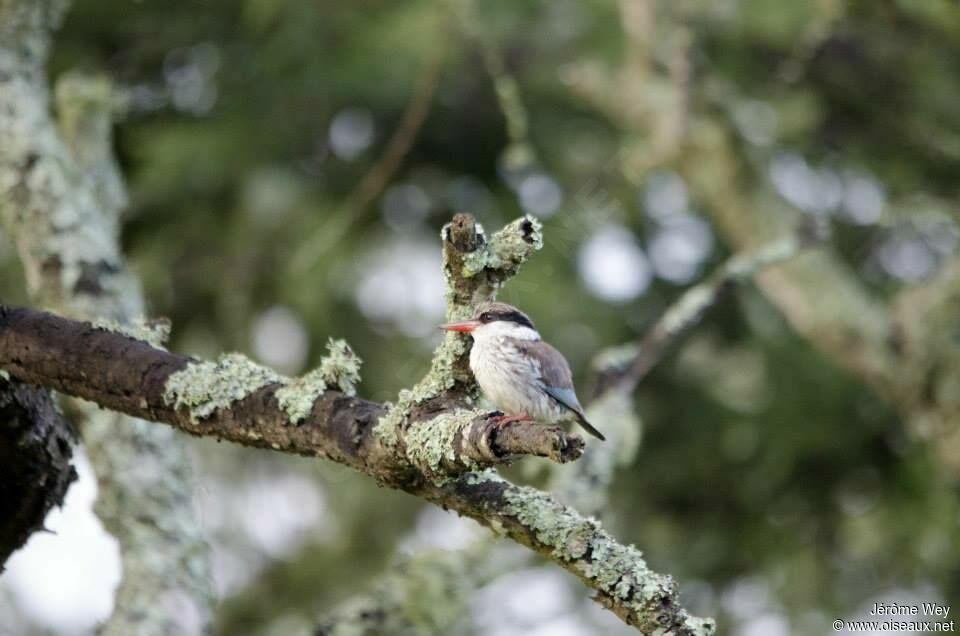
xmin=468 ymin=323 xmax=563 ymax=422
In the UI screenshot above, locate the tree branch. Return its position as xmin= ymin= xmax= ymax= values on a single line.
xmin=0 ymin=377 xmax=76 ymax=566
xmin=593 ymin=222 xmax=822 ymax=398
xmin=291 ymin=40 xmax=445 ymax=272
xmin=0 ymin=304 xmax=581 ymax=477
xmin=324 ymin=264 xmax=758 ymax=633
xmin=314 ymin=211 xmax=717 ymax=634
xmin=0 ymin=211 xmax=712 ymax=633
xmin=552 ymin=225 xmax=816 ymax=519
xmin=416 ymin=473 xmax=713 ymax=634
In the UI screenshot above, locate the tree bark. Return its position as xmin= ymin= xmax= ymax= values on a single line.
xmin=0 ymin=304 xmax=583 ymax=478
xmin=0 ymin=377 xmax=76 ymax=566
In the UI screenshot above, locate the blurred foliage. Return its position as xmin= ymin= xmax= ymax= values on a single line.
xmin=2 ymin=0 xmax=959 ymax=634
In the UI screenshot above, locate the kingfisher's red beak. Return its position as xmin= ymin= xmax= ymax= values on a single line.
xmin=439 ymin=320 xmax=481 ymax=333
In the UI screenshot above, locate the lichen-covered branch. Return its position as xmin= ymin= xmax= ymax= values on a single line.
xmin=416 ymin=472 xmax=714 ymax=635
xmin=320 ymin=472 xmax=715 ymax=636
xmin=1 ymin=208 xmax=709 ymax=631
xmin=592 ymin=223 xmax=821 ymax=398
xmin=0 ymin=10 xmax=139 ymax=318
xmin=371 ymin=212 xmax=551 ymax=461
xmin=0 ymin=305 xmax=581 ymax=478
xmin=0 ymin=301 xmax=708 ymax=632
xmin=314 ymin=212 xmax=712 ymax=633
xmin=0 ymin=377 xmax=76 ymax=567
xmin=0 ymin=1 xmax=214 ymax=631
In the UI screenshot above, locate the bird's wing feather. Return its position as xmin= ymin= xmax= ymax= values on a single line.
xmin=507 ymin=338 xmax=606 ymax=440
xmin=508 ymin=339 xmax=576 ymax=393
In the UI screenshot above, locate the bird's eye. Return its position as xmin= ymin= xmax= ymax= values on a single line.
xmin=479 ymin=312 xmax=493 ymax=323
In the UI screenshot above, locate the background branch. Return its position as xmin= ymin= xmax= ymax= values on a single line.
xmin=564 ymin=3 xmax=960 ymax=486
xmin=291 ymin=39 xmax=445 ymax=273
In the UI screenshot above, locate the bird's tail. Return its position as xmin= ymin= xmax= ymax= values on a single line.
xmin=573 ymin=410 xmax=606 ymax=441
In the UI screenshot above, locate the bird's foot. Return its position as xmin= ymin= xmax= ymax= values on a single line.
xmin=487 ymin=411 xmax=535 ymax=427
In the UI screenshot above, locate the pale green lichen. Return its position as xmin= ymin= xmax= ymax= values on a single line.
xmin=164 ymin=339 xmax=361 ymax=425
xmin=316 ymin=338 xmax=362 ymax=395
xmin=658 ymin=282 xmax=716 ymax=337
xmin=92 ymin=316 xmax=170 ymax=349
xmin=461 ymin=215 xmax=543 ymax=278
xmin=404 ymin=409 xmax=482 ymax=483
xmin=373 ymin=400 xmax=405 ymax=449
xmin=464 ymin=468 xmax=505 ymax=485
xmin=373 ymin=214 xmax=542 ymax=470
xmin=373 ymin=332 xmax=469 ymax=449
xmin=0 ymin=369 xmax=9 ymax=381
xmin=55 ymin=72 xmax=126 ymax=135
xmin=163 ymin=353 xmax=282 ymax=422
xmin=503 ymin=485 xmax=596 ymax=561
xmin=686 ymin=616 xmax=719 ymax=636
xmin=276 ymin=339 xmax=362 ymax=424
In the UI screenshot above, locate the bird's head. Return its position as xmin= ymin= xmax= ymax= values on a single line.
xmin=439 ymin=301 xmax=540 ymax=340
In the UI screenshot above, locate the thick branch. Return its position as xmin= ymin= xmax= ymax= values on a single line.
xmin=0 ymin=305 xmax=580 ymax=479
xmin=0 ymin=210 xmax=710 ymax=631
xmin=0 ymin=377 xmax=76 ymax=566
xmin=419 ymin=473 xmax=713 ymax=634
xmin=0 ymin=303 xmax=709 ymax=633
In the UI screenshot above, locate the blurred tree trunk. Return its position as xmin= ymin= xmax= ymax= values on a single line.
xmin=0 ymin=1 xmax=215 ymax=633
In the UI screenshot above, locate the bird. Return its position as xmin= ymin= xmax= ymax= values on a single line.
xmin=440 ymin=301 xmax=605 ymax=441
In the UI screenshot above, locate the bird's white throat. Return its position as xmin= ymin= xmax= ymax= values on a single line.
xmin=471 ymin=320 xmax=541 ymax=342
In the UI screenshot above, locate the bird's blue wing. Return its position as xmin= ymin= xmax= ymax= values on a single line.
xmin=508 ymin=338 xmax=584 ymax=412
xmin=542 ymin=385 xmax=606 ymax=440
xmin=507 ymin=337 xmax=606 ymax=440
xmin=542 ymin=385 xmax=583 ymax=413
